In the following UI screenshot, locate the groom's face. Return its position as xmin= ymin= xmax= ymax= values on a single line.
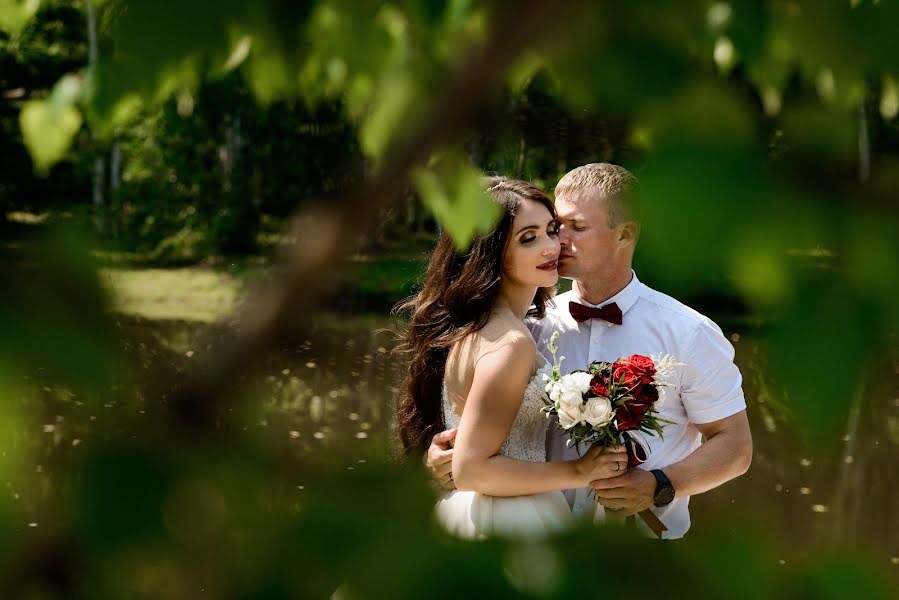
xmin=555 ymin=190 xmax=620 ymax=281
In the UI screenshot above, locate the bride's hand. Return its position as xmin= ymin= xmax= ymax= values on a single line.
xmin=424 ymin=428 xmax=457 ymax=490
xmin=573 ymin=444 xmax=629 ymax=484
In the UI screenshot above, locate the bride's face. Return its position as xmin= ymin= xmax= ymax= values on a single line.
xmin=502 ymin=199 xmax=561 ymax=288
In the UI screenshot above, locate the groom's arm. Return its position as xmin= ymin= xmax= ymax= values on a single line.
xmin=594 ymin=316 xmax=752 ymax=516
xmin=665 ymin=411 xmax=753 ymax=496
xmin=592 ymin=410 xmax=752 ymax=515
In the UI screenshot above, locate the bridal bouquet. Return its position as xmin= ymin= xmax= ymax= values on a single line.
xmin=537 ymin=331 xmax=678 ymax=536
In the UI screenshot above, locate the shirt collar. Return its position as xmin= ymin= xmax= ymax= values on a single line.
xmin=571 ymin=270 xmax=642 ymax=316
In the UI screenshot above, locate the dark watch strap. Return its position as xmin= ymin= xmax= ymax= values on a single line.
xmin=650 ymin=469 xmax=671 ymax=488
xmin=650 ymin=469 xmax=675 ymax=507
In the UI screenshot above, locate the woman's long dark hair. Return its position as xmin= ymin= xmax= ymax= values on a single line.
xmin=393 ymin=177 xmax=558 ymax=458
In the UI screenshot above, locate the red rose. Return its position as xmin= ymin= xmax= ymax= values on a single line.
xmin=611 ymin=361 xmax=632 ymax=380
xmin=626 ymin=354 xmax=656 ymax=384
xmin=589 ymin=374 xmax=609 ymax=397
xmin=612 ymin=362 xmax=642 ymax=397
xmin=615 ymin=399 xmax=651 ymax=431
xmin=639 ymin=384 xmax=659 ymax=404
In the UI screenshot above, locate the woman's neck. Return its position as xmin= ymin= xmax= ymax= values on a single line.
xmin=497 ymin=282 xmax=537 ymax=321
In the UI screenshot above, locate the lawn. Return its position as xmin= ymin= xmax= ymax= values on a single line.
xmin=100 ymin=267 xmax=245 ymax=322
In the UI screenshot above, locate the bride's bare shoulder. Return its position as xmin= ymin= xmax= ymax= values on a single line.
xmin=471 ymin=312 xmax=536 ymax=356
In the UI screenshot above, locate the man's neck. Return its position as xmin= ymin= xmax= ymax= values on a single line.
xmin=574 ymin=270 xmax=633 ymax=306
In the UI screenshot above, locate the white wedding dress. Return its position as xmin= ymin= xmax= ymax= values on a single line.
xmin=435 ymin=367 xmax=577 ymax=540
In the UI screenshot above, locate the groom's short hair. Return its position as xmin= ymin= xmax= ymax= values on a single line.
xmin=554 ymin=163 xmax=639 ymax=227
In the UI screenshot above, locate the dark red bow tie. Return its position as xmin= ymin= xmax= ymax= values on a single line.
xmin=568 ymin=301 xmax=623 ymax=325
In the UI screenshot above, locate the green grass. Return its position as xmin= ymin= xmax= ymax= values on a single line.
xmin=100 ymin=268 xmax=246 ymax=322
xmin=99 ymin=251 xmax=425 ymax=323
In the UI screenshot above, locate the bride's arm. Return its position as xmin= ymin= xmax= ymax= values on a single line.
xmin=452 ymin=335 xmax=626 ymax=497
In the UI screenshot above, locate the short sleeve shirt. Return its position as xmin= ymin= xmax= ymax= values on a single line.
xmin=527 ymin=271 xmax=746 ymax=539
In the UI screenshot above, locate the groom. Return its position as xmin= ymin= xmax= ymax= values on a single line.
xmin=425 ymin=163 xmax=753 ymax=539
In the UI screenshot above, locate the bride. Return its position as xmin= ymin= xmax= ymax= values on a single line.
xmin=394 ymin=176 xmax=626 ymax=539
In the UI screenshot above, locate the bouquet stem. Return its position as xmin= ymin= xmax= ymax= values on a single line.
xmin=621 ymin=436 xmax=669 ymax=537
xmin=598 ymin=500 xmax=667 ymax=538
xmin=637 ymin=509 xmax=667 ymax=538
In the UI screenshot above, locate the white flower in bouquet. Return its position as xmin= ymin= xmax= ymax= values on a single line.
xmin=536 ymin=330 xmax=683 ymax=540
xmin=557 ymin=402 xmax=585 ymax=429
xmin=648 ymin=353 xmax=681 ymax=410
xmin=583 ymin=396 xmax=614 ymax=427
xmin=536 ymin=362 xmax=554 ymax=385
xmin=546 ymin=380 xmax=563 ymax=403
xmin=652 ymin=354 xmax=680 ymax=380
xmin=556 ymin=372 xmax=593 ymax=407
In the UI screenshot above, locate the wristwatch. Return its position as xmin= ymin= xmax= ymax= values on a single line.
xmin=650 ymin=469 xmax=675 ymax=507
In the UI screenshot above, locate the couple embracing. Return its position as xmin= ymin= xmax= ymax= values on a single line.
xmin=394 ymin=164 xmax=752 ymax=540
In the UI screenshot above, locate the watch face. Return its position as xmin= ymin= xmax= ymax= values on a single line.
xmin=656 ymin=485 xmax=675 ymax=506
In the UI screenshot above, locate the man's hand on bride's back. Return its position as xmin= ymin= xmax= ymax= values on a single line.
xmin=573 ymin=445 xmax=629 ymax=484
xmin=425 ymin=428 xmax=457 ymax=490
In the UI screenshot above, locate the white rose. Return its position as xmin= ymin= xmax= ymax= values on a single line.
xmin=583 ymin=396 xmax=613 ymax=427
xmin=556 ymin=402 xmax=584 ymax=429
xmin=564 ymin=372 xmax=593 ymax=394
xmin=546 ymin=380 xmax=562 ymax=402
xmin=557 ymin=372 xmax=592 ymax=407
xmin=558 ymin=388 xmax=581 ymax=407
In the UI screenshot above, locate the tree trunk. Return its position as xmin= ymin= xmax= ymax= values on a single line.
xmin=109 ymin=141 xmax=122 ymax=239
xmin=92 ymin=156 xmax=105 ymax=234
xmin=218 ymin=109 xmax=257 ymax=253
xmin=86 ymin=0 xmax=105 ymax=234
xmin=517 ymin=125 xmax=527 ymax=177
xmin=858 ymin=95 xmax=870 ymax=183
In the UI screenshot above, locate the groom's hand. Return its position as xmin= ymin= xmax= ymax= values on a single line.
xmin=591 ymin=468 xmax=656 ymax=517
xmin=425 ymin=428 xmax=457 ymax=490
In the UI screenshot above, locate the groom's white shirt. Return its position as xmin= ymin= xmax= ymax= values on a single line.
xmin=527 ymin=271 xmax=746 ymax=539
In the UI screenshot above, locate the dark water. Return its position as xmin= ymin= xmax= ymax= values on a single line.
xmin=11 ymin=311 xmax=897 ymax=574
xmin=241 ymin=311 xmax=897 ymax=569
xmin=691 ymin=319 xmax=897 ymax=566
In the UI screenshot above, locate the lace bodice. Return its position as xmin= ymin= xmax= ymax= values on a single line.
xmin=442 ymin=372 xmax=548 ymax=463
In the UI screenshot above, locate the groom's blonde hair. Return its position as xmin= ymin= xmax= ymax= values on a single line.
xmin=554 ymin=163 xmax=639 ymax=227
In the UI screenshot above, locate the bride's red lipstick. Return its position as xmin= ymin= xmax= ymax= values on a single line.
xmin=537 ymin=259 xmax=558 ymax=271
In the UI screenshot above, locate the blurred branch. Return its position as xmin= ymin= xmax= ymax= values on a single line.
xmin=170 ymin=0 xmax=574 ymax=431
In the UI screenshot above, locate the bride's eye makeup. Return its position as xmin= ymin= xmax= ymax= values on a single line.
xmin=516 ymin=224 xmax=539 ymax=244
xmin=520 ymin=220 xmax=560 ymax=244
